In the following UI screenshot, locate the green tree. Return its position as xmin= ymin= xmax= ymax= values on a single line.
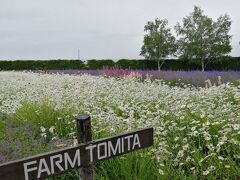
xmin=175 ymin=6 xmax=232 ymax=71
xmin=140 ymin=18 xmax=176 ymax=71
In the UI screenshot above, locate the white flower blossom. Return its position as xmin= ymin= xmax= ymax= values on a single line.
xmin=49 ymin=126 xmax=55 ymax=133
xmin=40 ymin=126 xmax=46 ymax=133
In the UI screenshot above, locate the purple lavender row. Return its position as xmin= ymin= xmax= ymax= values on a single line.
xmin=37 ymin=68 xmax=240 ymax=86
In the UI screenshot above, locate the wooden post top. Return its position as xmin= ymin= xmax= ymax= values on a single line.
xmin=76 ymin=115 xmax=91 ymax=121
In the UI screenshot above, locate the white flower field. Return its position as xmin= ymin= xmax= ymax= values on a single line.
xmin=0 ymin=71 xmax=240 ymax=179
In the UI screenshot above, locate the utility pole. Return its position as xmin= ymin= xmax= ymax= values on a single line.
xmin=78 ymin=48 xmax=80 ymax=60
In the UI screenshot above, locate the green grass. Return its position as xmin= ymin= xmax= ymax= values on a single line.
xmin=1 ymin=102 xmax=161 ymax=179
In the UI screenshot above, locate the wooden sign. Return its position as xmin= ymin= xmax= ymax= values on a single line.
xmin=0 ymin=121 xmax=153 ymax=180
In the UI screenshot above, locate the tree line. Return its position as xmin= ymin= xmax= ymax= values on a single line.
xmin=1 ymin=58 xmax=240 ymax=71
xmin=140 ymin=6 xmax=232 ymax=71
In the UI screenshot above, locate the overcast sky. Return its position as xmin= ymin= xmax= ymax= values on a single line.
xmin=0 ymin=0 xmax=239 ymax=60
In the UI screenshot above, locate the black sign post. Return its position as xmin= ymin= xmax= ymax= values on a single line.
xmin=0 ymin=115 xmax=153 ymax=180
xmin=76 ymin=115 xmax=93 ymax=180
